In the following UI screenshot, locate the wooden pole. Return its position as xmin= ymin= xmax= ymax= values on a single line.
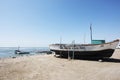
xmin=72 ymin=40 xmax=75 ymax=60
xmin=68 ymin=48 xmax=70 ymax=60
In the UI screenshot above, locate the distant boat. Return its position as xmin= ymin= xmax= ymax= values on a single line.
xmin=49 ymin=39 xmax=119 ymax=59
xmin=15 ymin=47 xmax=30 ymax=54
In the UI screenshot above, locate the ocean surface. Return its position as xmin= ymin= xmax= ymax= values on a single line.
xmin=0 ymin=47 xmax=49 ymax=58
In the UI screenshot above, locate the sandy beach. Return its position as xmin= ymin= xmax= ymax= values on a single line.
xmin=0 ymin=49 xmax=120 ymax=80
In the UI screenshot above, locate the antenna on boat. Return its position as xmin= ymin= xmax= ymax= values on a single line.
xmin=60 ymin=36 xmax=62 ymax=57
xmin=90 ymin=23 xmax=93 ymax=44
xmin=59 ymin=36 xmax=62 ymax=49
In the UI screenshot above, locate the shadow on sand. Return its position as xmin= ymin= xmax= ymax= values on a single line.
xmin=101 ymin=58 xmax=120 ymax=63
xmin=55 ymin=55 xmax=120 ymax=63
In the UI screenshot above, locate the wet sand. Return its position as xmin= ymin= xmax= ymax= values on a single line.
xmin=0 ymin=49 xmax=120 ymax=80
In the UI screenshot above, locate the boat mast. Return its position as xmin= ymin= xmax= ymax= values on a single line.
xmin=90 ymin=24 xmax=93 ymax=44
xmin=18 ymin=46 xmax=20 ymax=51
xmin=84 ymin=33 xmax=86 ymax=44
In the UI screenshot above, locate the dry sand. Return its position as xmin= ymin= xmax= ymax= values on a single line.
xmin=0 ymin=49 xmax=120 ymax=80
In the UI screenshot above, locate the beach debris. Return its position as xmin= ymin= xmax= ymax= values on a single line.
xmin=12 ymin=56 xmax=16 ymax=58
xmin=98 ymin=59 xmax=103 ymax=62
xmin=36 ymin=51 xmax=52 ymax=54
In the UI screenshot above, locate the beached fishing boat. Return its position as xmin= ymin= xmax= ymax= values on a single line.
xmin=49 ymin=39 xmax=119 ymax=58
xmin=50 ymin=25 xmax=119 ymax=58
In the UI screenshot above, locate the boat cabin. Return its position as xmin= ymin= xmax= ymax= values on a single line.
xmin=91 ymin=40 xmax=105 ymax=44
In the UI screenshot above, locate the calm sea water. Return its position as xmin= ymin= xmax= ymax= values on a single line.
xmin=0 ymin=47 xmax=49 ymax=58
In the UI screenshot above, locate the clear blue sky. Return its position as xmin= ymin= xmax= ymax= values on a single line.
xmin=0 ymin=0 xmax=120 ymax=47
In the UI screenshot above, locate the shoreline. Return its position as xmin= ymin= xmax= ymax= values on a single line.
xmin=0 ymin=49 xmax=120 ymax=80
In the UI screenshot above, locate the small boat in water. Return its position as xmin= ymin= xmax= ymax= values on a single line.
xmin=15 ymin=47 xmax=30 ymax=54
xmin=49 ymin=39 xmax=119 ymax=58
xmin=15 ymin=50 xmax=30 ymax=54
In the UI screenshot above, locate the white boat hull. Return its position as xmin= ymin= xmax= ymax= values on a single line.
xmin=49 ymin=39 xmax=119 ymax=58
